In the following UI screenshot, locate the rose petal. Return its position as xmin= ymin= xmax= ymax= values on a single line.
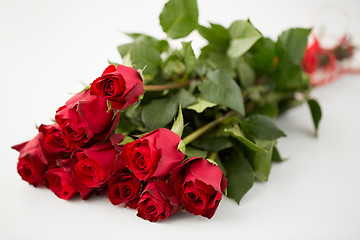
xmin=188 ymin=158 xmax=224 ymax=193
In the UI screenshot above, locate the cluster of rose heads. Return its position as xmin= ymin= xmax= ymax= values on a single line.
xmin=12 ymin=64 xmax=227 ymax=222
xmin=302 ymin=33 xmax=354 ymax=86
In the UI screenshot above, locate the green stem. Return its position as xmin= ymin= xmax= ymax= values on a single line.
xmin=182 ymin=111 xmax=234 ymax=146
xmin=143 ymin=81 xmax=189 ymax=92
xmin=208 ymin=152 xmax=218 ymax=160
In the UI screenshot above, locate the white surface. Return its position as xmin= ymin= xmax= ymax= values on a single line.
xmin=1 ymin=0 xmax=360 ymax=239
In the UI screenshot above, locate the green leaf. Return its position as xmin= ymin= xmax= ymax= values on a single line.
xmin=159 ymin=0 xmax=199 ymax=39
xmin=117 ymin=43 xmax=132 ymax=58
xmin=198 ymin=70 xmax=244 ymax=115
xmin=237 ymin=61 xmax=255 ymax=87
xmin=124 ymin=36 xmax=162 ymax=78
xmin=246 ymin=37 xmax=276 ymax=73
xmin=176 ymin=89 xmax=197 ymax=107
xmin=276 ymin=28 xmax=311 ymax=65
xmin=197 ymin=23 xmax=230 ymax=51
xmin=163 ymin=59 xmax=186 ymax=77
xmin=203 ymin=52 xmax=233 ymax=73
xmin=227 ymin=20 xmax=262 ymax=58
xmin=274 ymin=65 xmax=306 ymax=89
xmin=181 ymin=41 xmax=196 ymax=74
xmin=171 ymin=104 xmax=184 ymax=137
xmin=225 ymin=124 xmax=267 ymax=153
xmin=248 ymin=103 xmax=278 ymax=119
xmin=118 ymin=103 xmax=144 ymax=133
xmin=196 ymin=136 xmax=233 ymax=152
xmin=272 ymin=146 xmax=286 ymax=162
xmin=141 ymin=90 xmax=194 ymax=131
xmin=141 ymin=95 xmax=178 ymax=131
xmin=250 ymin=140 xmax=274 ymax=181
xmin=307 ymin=99 xmax=322 ymax=137
xmin=115 ymin=112 xmax=142 ymax=134
xmin=187 ymin=97 xmax=217 ymax=113
xmin=243 ymin=85 xmax=266 ymax=102
xmin=222 ymin=149 xmax=254 ymax=204
xmin=127 ymin=33 xmax=170 ymax=53
xmin=239 ymin=115 xmax=286 ymax=140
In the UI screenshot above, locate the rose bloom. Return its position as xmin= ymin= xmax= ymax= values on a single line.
xmin=107 ymin=171 xmax=141 ymax=209
xmin=121 ymin=128 xmax=185 ymax=180
xmin=171 ymin=157 xmax=227 ymax=219
xmin=55 ymin=90 xmax=119 ymax=144
xmin=137 ymin=180 xmax=180 ymax=222
xmin=39 ymin=124 xmax=76 ymax=156
xmin=75 ymin=141 xmax=117 ymax=188
xmin=12 ymin=134 xmax=48 ymax=186
xmin=45 ymin=168 xmax=93 ymax=200
xmin=90 ymin=64 xmax=143 ymax=110
xmin=44 ymin=168 xmax=78 ymax=200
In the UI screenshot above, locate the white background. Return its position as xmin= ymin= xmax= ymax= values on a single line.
xmin=1 ymin=0 xmax=360 ymax=239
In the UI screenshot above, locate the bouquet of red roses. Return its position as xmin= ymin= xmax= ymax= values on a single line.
xmin=12 ymin=0 xmax=323 ymax=222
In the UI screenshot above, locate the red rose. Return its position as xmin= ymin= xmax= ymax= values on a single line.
xmin=55 ymin=90 xmax=120 ymax=144
xmin=90 ymin=65 xmax=143 ymax=110
xmin=12 ymin=134 xmax=48 ymax=186
xmin=107 ymin=172 xmax=141 ymax=209
xmin=44 ymin=168 xmax=78 ymax=200
xmin=45 ymin=167 xmax=93 ymax=200
xmin=121 ymin=128 xmax=185 ymax=180
xmin=39 ymin=124 xmax=76 ymax=155
xmin=137 ymin=180 xmax=180 ymax=222
xmin=171 ymin=157 xmax=227 ymax=219
xmin=75 ymin=141 xmax=117 ymax=188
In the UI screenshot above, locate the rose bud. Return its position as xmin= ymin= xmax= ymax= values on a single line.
xmin=74 ymin=141 xmax=117 ymax=188
xmin=90 ymin=64 xmax=143 ymax=111
xmin=44 ymin=168 xmax=78 ymax=200
xmin=12 ymin=134 xmax=48 ymax=186
xmin=39 ymin=124 xmax=77 ymax=156
xmin=137 ymin=180 xmax=180 ymax=222
xmin=171 ymin=157 xmax=227 ymax=219
xmin=120 ymin=128 xmax=185 ymax=180
xmin=55 ymin=90 xmax=120 ymax=144
xmin=107 ymin=171 xmax=141 ymax=209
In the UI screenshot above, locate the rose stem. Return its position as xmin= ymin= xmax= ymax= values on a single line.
xmin=182 ymin=111 xmax=235 ymax=146
xmin=143 ymin=81 xmax=189 ymax=92
xmin=208 ymin=152 xmax=218 ymax=162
